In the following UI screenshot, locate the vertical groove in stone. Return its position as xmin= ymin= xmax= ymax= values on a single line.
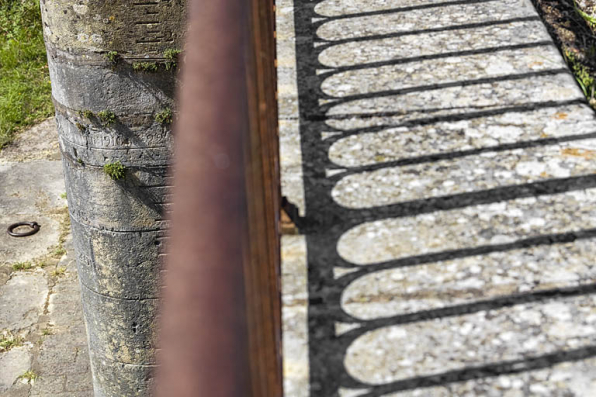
xmin=40 ymin=1 xmax=186 ymax=395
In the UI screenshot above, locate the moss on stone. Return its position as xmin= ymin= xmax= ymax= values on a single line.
xmin=103 ymin=161 xmax=126 ymax=180
xmin=132 ymin=61 xmax=158 ymax=73
xmin=105 ymin=51 xmax=119 ymax=64
xmin=163 ymin=49 xmax=181 ymax=71
xmin=97 ymin=110 xmax=116 ymax=126
xmin=155 ymin=107 xmax=173 ymax=125
xmin=78 ymin=109 xmax=94 ymax=119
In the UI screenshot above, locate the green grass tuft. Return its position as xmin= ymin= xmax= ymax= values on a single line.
xmin=0 ymin=330 xmax=23 ymax=351
xmin=12 ymin=261 xmax=33 ymax=271
xmin=52 ymin=246 xmax=66 ymax=257
xmin=0 ymin=0 xmax=53 ymax=149
xmin=565 ymin=50 xmax=596 ymax=101
xmin=573 ymin=0 xmax=596 ymax=28
xmin=19 ymin=370 xmax=38 ymax=384
xmin=103 ymin=160 xmax=126 ymax=180
xmin=51 ymin=266 xmax=66 ymax=277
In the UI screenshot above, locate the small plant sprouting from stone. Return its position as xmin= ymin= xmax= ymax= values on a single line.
xmin=53 ymin=246 xmax=66 ymax=257
xmin=51 ymin=266 xmax=66 ymax=277
xmin=12 ymin=261 xmax=33 ymax=271
xmin=155 ymin=108 xmax=173 ymax=125
xmin=104 ymin=51 xmax=119 ymax=64
xmin=75 ymin=122 xmax=86 ymax=132
xmin=0 ymin=330 xmax=24 ymax=352
xmin=132 ymin=61 xmax=158 ymax=73
xmin=78 ymin=109 xmax=94 ymax=119
xmin=60 ymin=192 xmax=67 ymax=199
xmin=19 ymin=370 xmax=38 ymax=385
xmin=164 ymin=49 xmax=181 ymax=71
xmin=41 ymin=328 xmax=53 ymax=336
xmin=77 ymin=158 xmax=84 ymax=165
xmin=97 ymin=110 xmax=116 ymax=126
xmin=104 ymin=161 xmax=126 ymax=180
xmin=164 ymin=48 xmax=181 ymax=60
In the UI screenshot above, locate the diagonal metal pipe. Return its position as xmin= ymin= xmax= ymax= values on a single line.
xmin=156 ymin=0 xmax=282 ymax=395
xmin=155 ymin=0 xmax=251 ymax=395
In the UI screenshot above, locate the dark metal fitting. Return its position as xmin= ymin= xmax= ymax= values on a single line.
xmin=7 ymin=221 xmax=41 ymax=237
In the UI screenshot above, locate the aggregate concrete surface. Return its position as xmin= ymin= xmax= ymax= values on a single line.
xmin=0 ymin=119 xmax=92 ymax=396
xmin=277 ymin=0 xmax=596 ymax=395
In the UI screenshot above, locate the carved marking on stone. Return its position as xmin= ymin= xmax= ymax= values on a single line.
xmin=133 ymin=2 xmax=175 ymax=45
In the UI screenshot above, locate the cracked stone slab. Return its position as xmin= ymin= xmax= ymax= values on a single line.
xmin=29 ymin=243 xmax=93 ymax=397
xmin=0 ymin=118 xmax=92 ymax=396
xmin=0 ymin=347 xmax=32 ymax=393
xmin=0 ymin=272 xmax=48 ymax=333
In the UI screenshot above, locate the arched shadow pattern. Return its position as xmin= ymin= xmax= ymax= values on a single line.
xmin=291 ymin=0 xmax=596 ymax=395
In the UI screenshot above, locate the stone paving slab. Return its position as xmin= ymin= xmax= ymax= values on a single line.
xmin=0 ymin=120 xmax=92 ymax=396
xmin=278 ymin=0 xmax=596 ymax=395
xmin=328 ymin=104 xmax=596 ymax=168
xmin=318 ymin=21 xmax=549 ymax=68
xmin=315 ymin=0 xmax=537 ymax=42
xmin=0 ymin=159 xmax=66 ymax=264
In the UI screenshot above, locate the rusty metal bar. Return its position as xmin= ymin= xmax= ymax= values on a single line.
xmin=157 ymin=0 xmax=281 ymax=395
xmin=244 ymin=0 xmax=283 ymax=393
xmin=156 ymin=0 xmax=250 ymax=395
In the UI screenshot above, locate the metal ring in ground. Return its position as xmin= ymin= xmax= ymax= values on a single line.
xmin=7 ymin=222 xmax=40 ymax=237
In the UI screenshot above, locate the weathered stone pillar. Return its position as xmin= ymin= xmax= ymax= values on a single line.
xmin=40 ymin=1 xmax=186 ymax=395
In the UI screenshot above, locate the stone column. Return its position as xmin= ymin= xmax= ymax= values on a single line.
xmin=40 ymin=1 xmax=186 ymax=395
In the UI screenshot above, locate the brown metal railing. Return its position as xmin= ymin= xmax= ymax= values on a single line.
xmin=245 ymin=0 xmax=283 ymax=395
xmin=156 ymin=0 xmax=281 ymax=396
